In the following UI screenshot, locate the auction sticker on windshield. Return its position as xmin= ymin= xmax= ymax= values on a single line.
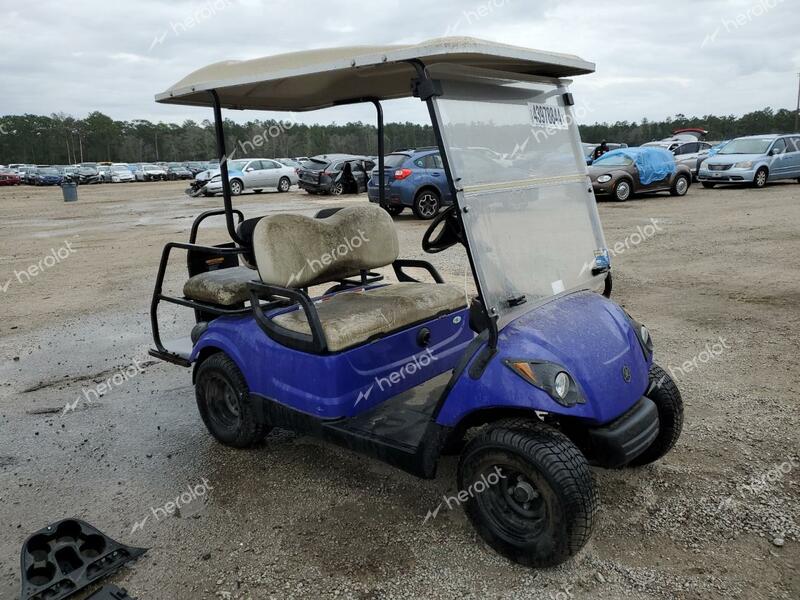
xmin=528 ymin=102 xmax=568 ymax=130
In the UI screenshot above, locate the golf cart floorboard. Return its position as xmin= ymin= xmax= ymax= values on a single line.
xmin=259 ymin=372 xmax=452 ymax=478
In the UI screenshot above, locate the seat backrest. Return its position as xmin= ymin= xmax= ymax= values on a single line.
xmin=252 ymin=204 xmax=399 ymax=288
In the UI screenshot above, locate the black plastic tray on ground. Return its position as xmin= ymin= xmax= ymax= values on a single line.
xmin=19 ymin=518 xmax=146 ymax=600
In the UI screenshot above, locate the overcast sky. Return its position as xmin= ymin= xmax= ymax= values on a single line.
xmin=1 ymin=0 xmax=798 ymax=127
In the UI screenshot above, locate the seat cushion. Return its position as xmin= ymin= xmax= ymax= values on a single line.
xmin=183 ymin=266 xmax=256 ymax=306
xmin=272 ymin=282 xmax=466 ymax=352
xmin=252 ymin=205 xmax=399 ymax=288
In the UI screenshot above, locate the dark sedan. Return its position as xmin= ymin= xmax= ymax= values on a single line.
xmin=167 ymin=165 xmax=193 ymax=180
xmin=32 ymin=167 xmax=64 ymax=186
xmin=588 ymin=147 xmax=692 ymax=201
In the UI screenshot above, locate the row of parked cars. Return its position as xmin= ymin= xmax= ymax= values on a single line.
xmin=585 ymin=130 xmax=800 ymax=201
xmin=0 ymin=160 xmax=223 ymax=187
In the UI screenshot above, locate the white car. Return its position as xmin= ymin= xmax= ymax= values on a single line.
xmin=108 ymin=164 xmax=135 ymax=183
xmin=199 ymin=158 xmax=299 ymax=196
xmin=139 ymin=164 xmax=168 ymax=181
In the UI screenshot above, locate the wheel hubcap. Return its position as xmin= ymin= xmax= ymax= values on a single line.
xmin=617 ymin=183 xmax=630 ymax=200
xmin=418 ymin=194 xmax=438 ymax=217
xmin=757 ymin=172 xmax=766 ymax=186
xmin=676 ymin=178 xmax=688 ymax=194
xmin=280 ymin=179 xmax=289 ymax=191
xmin=204 ymin=374 xmax=241 ymax=430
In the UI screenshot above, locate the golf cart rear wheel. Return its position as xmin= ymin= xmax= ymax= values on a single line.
xmin=670 ymin=174 xmax=690 ymax=196
xmin=195 ymin=353 xmax=271 ymax=448
xmin=278 ymin=177 xmax=291 ymax=192
xmin=628 ymin=363 xmax=683 ymax=466
xmin=701 ymin=182 xmax=716 ymax=189
xmin=612 ymin=180 xmax=631 ymax=202
xmin=413 ymin=189 xmax=441 ymax=219
xmin=458 ymin=419 xmax=597 ymax=567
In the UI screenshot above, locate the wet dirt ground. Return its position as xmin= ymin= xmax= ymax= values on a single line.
xmin=0 ymin=180 xmax=798 ymax=599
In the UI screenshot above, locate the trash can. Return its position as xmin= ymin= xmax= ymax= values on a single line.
xmin=61 ymin=182 xmax=78 ymax=202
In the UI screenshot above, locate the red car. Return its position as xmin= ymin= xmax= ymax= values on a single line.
xmin=0 ymin=169 xmax=21 ymax=185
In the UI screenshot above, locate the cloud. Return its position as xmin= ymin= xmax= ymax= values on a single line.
xmin=0 ymin=0 xmax=796 ymax=128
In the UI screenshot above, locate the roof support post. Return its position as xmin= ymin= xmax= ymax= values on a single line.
xmin=371 ymin=99 xmax=386 ymax=208
xmin=209 ymin=89 xmax=246 ymax=246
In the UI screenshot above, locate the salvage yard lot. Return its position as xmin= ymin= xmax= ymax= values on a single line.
xmin=0 ymin=181 xmax=798 ymax=599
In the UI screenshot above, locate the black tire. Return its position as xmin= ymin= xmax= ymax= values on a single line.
xmin=628 ymin=364 xmax=684 ymax=466
xmin=612 ymin=179 xmax=632 ymax=202
xmin=752 ymin=167 xmax=768 ymax=189
xmin=412 ymin=189 xmax=441 ymax=219
xmin=458 ymin=419 xmax=597 ymax=567
xmin=229 ymin=179 xmax=243 ymax=195
xmin=278 ymin=177 xmax=291 ymax=192
xmin=670 ymin=174 xmax=690 ymax=196
xmin=384 ymin=205 xmax=404 ymax=216
xmin=330 ymin=181 xmax=344 ymax=196
xmin=195 ymin=353 xmax=271 ymax=448
xmin=701 ymin=182 xmax=716 ymax=189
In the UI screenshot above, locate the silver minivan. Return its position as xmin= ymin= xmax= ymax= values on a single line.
xmin=698 ymin=134 xmax=800 ymax=188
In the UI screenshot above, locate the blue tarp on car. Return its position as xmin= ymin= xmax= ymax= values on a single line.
xmin=594 ymin=147 xmax=676 ymax=185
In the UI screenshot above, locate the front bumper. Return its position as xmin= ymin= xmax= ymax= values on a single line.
xmin=698 ymin=166 xmax=755 ymax=183
xmin=585 ymin=396 xmax=659 ymax=467
xmin=591 ymin=182 xmax=612 ymax=195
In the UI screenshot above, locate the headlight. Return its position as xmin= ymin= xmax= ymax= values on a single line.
xmin=734 ymin=161 xmax=753 ymax=169
xmin=597 ymin=174 xmax=612 ymax=183
xmin=554 ymin=372 xmax=570 ymax=399
xmin=623 ymin=310 xmax=654 ymax=358
xmin=504 ymin=360 xmax=584 ymax=408
xmin=640 ymin=324 xmax=650 ymax=346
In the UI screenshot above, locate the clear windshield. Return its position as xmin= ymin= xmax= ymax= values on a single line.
xmin=719 ymin=138 xmax=773 ymax=155
xmin=430 ymin=66 xmax=607 ymax=328
xmin=593 ymin=154 xmax=634 ymax=167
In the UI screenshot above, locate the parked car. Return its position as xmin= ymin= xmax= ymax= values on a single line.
xmin=276 ymin=158 xmax=302 ymax=171
xmin=642 ymin=138 xmax=713 ymax=180
xmin=18 ymin=165 xmax=39 ymax=184
xmin=167 ymin=165 xmax=193 ymax=180
xmin=698 ymin=134 xmax=800 ymax=188
xmin=589 ymin=147 xmax=692 ymax=201
xmin=32 ymin=167 xmax=64 ymax=186
xmin=583 ymin=142 xmax=628 ymax=165
xmin=140 ymin=164 xmax=168 ymax=181
xmin=367 ymin=148 xmax=454 ymax=218
xmin=190 ymin=158 xmax=298 ymax=196
xmin=69 ymin=166 xmax=102 ymax=185
xmin=183 ymin=162 xmax=208 ymax=176
xmin=297 ymin=154 xmax=375 ymax=195
xmin=0 ymin=168 xmax=21 ymax=185
xmin=101 ymin=164 xmax=135 ymax=183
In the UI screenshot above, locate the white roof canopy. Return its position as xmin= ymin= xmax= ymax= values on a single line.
xmin=155 ymin=37 xmax=594 ymax=112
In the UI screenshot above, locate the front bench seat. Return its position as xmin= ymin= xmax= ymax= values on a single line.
xmin=252 ymin=204 xmax=465 ymax=352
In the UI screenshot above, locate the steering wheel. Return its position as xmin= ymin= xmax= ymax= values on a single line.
xmin=422 ymin=205 xmax=464 ymax=254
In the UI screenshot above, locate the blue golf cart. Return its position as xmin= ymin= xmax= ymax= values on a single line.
xmin=149 ymin=38 xmax=683 ymax=567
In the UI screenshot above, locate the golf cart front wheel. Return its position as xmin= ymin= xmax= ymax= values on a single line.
xmin=458 ymin=419 xmax=597 ymax=567
xmin=195 ymin=353 xmax=271 ymax=448
xmin=628 ymin=363 xmax=683 ymax=466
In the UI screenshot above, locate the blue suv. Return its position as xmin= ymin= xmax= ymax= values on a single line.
xmin=367 ymin=148 xmax=454 ymax=219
